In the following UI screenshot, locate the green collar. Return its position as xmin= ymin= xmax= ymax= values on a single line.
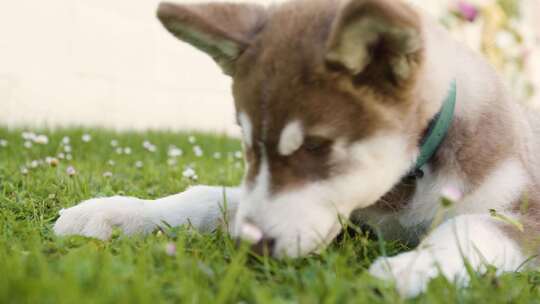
xmin=410 ymin=80 xmax=457 ymax=177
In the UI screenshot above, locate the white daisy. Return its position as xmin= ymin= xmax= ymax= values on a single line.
xmin=30 ymin=160 xmax=40 ymax=168
xmin=34 ymin=135 xmax=49 ymax=145
xmin=193 ymin=146 xmax=203 ymax=157
xmin=82 ymin=134 xmax=92 ymax=142
xmin=182 ymin=167 xmax=198 ymax=180
xmin=168 ymin=146 xmax=183 ymax=158
xmin=22 ymin=132 xmax=36 ymax=141
xmin=142 ymin=141 xmax=157 ymax=152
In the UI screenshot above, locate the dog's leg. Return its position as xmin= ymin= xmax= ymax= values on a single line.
xmin=53 ymin=186 xmax=240 ymax=240
xmin=369 ymin=214 xmax=527 ymax=298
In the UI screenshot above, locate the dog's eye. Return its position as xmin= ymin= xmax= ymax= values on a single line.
xmin=302 ymin=136 xmax=332 ymax=154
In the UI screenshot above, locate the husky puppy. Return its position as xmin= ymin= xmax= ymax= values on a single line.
xmin=54 ymin=0 xmax=540 ymax=297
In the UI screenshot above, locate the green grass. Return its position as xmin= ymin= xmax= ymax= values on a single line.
xmin=1 ymin=127 xmax=539 ymax=304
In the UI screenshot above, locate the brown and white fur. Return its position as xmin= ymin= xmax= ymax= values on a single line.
xmin=53 ymin=0 xmax=540 ymax=297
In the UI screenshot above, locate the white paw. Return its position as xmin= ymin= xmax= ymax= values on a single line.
xmin=369 ymin=249 xmax=468 ymax=298
xmin=54 ymin=196 xmax=155 ymax=240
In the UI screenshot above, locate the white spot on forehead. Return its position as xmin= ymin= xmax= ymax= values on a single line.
xmin=278 ymin=120 xmax=304 ymax=156
xmin=238 ymin=112 xmax=253 ymax=147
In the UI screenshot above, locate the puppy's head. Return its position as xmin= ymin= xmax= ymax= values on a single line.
xmin=158 ymin=0 xmax=428 ymax=257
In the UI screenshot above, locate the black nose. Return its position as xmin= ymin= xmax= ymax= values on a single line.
xmin=250 ymin=237 xmax=276 ymax=256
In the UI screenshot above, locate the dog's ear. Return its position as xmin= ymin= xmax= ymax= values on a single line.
xmin=157 ymin=2 xmax=267 ymax=75
xmin=325 ymin=0 xmax=422 ymax=86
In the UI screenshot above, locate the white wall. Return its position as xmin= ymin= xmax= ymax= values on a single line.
xmin=0 ymin=0 xmax=250 ymax=135
xmin=1 ymin=0 xmax=539 ymax=135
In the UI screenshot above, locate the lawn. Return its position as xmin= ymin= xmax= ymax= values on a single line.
xmin=1 ymin=127 xmax=539 ymax=304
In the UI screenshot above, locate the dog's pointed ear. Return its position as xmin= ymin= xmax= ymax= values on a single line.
xmin=325 ymin=0 xmax=422 ymax=85
xmin=157 ymin=2 xmax=267 ymax=75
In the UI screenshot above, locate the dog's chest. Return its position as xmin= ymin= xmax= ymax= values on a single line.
xmin=352 ymin=166 xmax=454 ymax=241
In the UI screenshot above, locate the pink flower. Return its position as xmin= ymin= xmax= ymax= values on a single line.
xmin=165 ymin=243 xmax=176 ymax=256
xmin=441 ymin=185 xmax=463 ymax=203
xmin=457 ymin=1 xmax=479 ymax=22
xmin=66 ymin=166 xmax=77 ymax=176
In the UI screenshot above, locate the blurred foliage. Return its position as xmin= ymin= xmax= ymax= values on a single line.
xmin=441 ymin=0 xmax=538 ymax=104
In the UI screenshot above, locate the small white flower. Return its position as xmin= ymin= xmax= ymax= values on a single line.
xmin=30 ymin=160 xmax=40 ymax=168
xmin=167 ymin=158 xmax=178 ymax=166
xmin=234 ymin=151 xmax=243 ymax=159
xmin=20 ymin=167 xmax=29 ymax=175
xmin=135 ymin=161 xmax=143 ymax=168
xmin=62 ymin=136 xmax=70 ymax=145
xmin=165 ymin=243 xmax=176 ymax=256
xmin=213 ymin=152 xmax=222 ymax=159
xmin=22 ymin=132 xmax=36 ymax=141
xmin=108 ymin=160 xmax=116 ymax=166
xmin=182 ymin=167 xmax=198 ymax=180
xmin=103 ymin=171 xmax=113 ymax=178
xmin=82 ymin=134 xmax=92 ymax=142
xmin=66 ymin=166 xmax=77 ymax=176
xmin=142 ymin=141 xmax=157 ymax=152
xmin=168 ymin=146 xmax=183 ymax=158
xmin=66 ymin=154 xmax=73 ymax=161
xmin=110 ymin=139 xmax=119 ymax=147
xmin=63 ymin=145 xmax=72 ymax=153
xmin=116 ymin=147 xmax=123 ymax=154
xmin=24 ymin=141 xmax=33 ymax=149
xmin=124 ymin=147 xmax=132 ymax=155
xmin=34 ymin=135 xmax=49 ymax=145
xmin=193 ymin=146 xmax=203 ymax=157
xmin=57 ymin=152 xmax=65 ymax=159
xmin=188 ymin=135 xmax=197 ymax=144
xmin=0 ymin=139 xmax=8 ymax=147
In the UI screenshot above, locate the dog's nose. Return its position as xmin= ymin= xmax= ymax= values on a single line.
xmin=237 ymin=222 xmax=276 ymax=256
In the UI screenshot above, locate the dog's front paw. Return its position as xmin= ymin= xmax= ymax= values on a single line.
xmin=369 ymin=250 xmax=467 ymax=298
xmin=54 ymin=197 xmax=155 ymax=240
